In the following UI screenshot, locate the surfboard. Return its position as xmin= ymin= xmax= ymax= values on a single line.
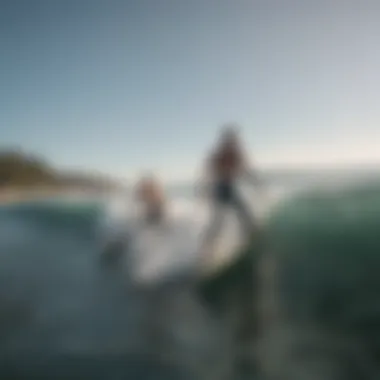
xmin=101 ymin=180 xmax=264 ymax=283
xmin=197 ymin=179 xmax=263 ymax=276
xmin=117 ymin=218 xmax=200 ymax=284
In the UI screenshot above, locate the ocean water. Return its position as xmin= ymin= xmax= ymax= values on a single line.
xmin=0 ymin=195 xmax=242 ymax=379
xmin=0 ymin=168 xmax=379 ymax=378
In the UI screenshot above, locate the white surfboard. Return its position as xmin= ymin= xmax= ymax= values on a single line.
xmin=102 ymin=181 xmax=266 ymax=283
xmin=123 ymin=217 xmax=200 ymax=284
xmin=196 ymin=180 xmax=265 ymax=274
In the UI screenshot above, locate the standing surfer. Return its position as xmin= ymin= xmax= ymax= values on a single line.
xmin=199 ymin=124 xmax=261 ymax=255
xmin=198 ymin=125 xmax=263 ymax=373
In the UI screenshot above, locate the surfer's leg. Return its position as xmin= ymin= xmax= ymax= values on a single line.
xmin=226 ymin=189 xmax=259 ymax=367
xmin=201 ymin=180 xmax=231 ymax=249
xmin=233 ymin=193 xmax=257 ymax=238
xmin=202 ymin=203 xmax=225 ymax=249
xmin=146 ymin=204 xmax=164 ymax=226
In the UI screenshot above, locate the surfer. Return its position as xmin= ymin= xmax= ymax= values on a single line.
xmin=100 ymin=174 xmax=166 ymax=266
xmin=200 ymin=124 xmax=261 ymax=254
xmin=135 ymin=174 xmax=166 ymax=225
xmin=197 ymin=125 xmax=263 ymax=373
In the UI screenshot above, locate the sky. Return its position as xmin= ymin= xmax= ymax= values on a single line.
xmin=1 ymin=0 xmax=380 ymax=182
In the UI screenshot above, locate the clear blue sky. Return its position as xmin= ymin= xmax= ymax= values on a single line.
xmin=1 ymin=0 xmax=380 ymax=181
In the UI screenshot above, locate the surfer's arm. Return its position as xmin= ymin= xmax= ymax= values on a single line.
xmin=240 ymin=153 xmax=263 ymax=188
xmin=195 ymin=175 xmax=210 ymax=200
xmin=243 ymin=167 xmax=262 ymax=187
xmin=195 ymin=157 xmax=213 ymax=199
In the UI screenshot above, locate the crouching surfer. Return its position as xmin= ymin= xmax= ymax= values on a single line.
xmin=100 ymin=174 xmax=166 ymax=266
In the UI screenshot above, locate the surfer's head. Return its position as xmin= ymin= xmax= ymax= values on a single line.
xmin=135 ymin=172 xmax=165 ymax=208
xmin=136 ymin=172 xmax=161 ymax=193
xmin=139 ymin=170 xmax=155 ymax=182
xmin=219 ymin=123 xmax=240 ymax=149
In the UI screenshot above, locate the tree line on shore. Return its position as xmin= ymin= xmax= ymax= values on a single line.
xmin=0 ymin=149 xmax=121 ymax=191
